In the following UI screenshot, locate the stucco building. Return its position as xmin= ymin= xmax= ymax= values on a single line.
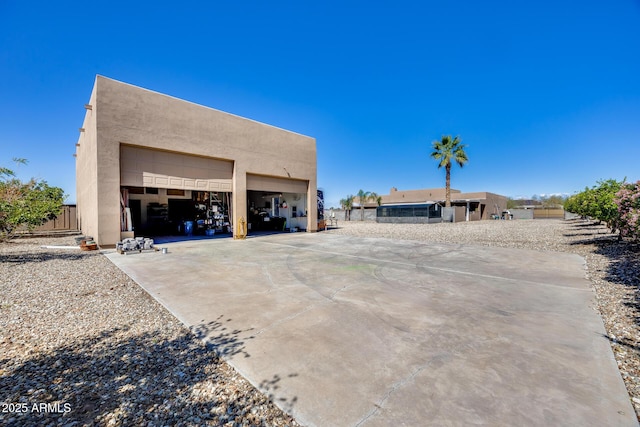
xmin=75 ymin=76 xmax=317 ymax=246
xmin=334 ymin=187 xmax=507 ymax=223
xmin=379 ymin=187 xmax=507 ymax=222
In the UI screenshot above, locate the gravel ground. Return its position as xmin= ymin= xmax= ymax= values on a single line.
xmin=0 ymin=236 xmax=300 ymax=427
xmin=1 ymin=219 xmax=638 ymax=424
xmin=328 ymin=219 xmax=640 ymax=419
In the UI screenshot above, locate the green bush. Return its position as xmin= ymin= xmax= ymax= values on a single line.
xmin=564 ymin=179 xmax=622 ymax=230
xmin=0 ymin=159 xmax=65 ymax=241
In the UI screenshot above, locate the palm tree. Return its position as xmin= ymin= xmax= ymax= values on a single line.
xmin=356 ymin=189 xmax=376 ymax=221
xmin=339 ymin=198 xmax=347 ymax=220
xmin=370 ymin=192 xmax=382 ymax=207
xmin=430 ymin=135 xmax=468 ymax=207
xmin=340 ymin=195 xmax=354 ymax=221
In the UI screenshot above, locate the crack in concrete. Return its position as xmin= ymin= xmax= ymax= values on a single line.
xmin=354 ymin=361 xmax=434 ymax=427
xmin=261 ymin=264 xmax=276 ymax=291
xmin=328 ymin=278 xmax=369 ymax=300
xmin=352 ymin=320 xmax=451 ymax=426
xmin=328 ymin=284 xmax=349 ymax=300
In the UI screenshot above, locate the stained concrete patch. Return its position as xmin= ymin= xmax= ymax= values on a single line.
xmin=106 ymin=233 xmax=638 ymax=426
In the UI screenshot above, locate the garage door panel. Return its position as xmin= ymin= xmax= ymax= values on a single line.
xmin=121 ymin=156 xmax=136 ymax=171
xmin=122 ymin=172 xmax=143 ymax=186
xmin=246 ymin=174 xmax=307 ymax=193
xmin=154 ymin=150 xmax=175 ymax=165
xmin=120 ymin=145 xmax=233 ymax=190
xmin=165 ymin=164 xmax=183 ymax=177
xmin=139 ymin=161 xmax=154 ymax=173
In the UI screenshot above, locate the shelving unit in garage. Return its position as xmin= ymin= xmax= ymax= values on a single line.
xmin=204 ymin=191 xmax=231 ymax=233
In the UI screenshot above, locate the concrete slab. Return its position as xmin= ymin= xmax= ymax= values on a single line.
xmin=105 ymin=233 xmax=638 ymax=426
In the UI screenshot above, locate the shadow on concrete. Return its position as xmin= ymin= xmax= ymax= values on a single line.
xmin=190 ymin=317 xmax=300 ymax=414
xmin=152 ymin=234 xmax=231 ymax=244
xmin=190 ymin=314 xmax=255 ymax=359
xmin=152 ymin=230 xmax=291 ymax=244
xmin=259 ymin=374 xmax=300 ymax=414
xmin=246 ymin=230 xmax=293 ymax=238
xmin=0 ymin=321 xmax=298 ymax=426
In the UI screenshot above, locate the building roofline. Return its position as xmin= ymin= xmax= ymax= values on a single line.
xmin=94 ymin=75 xmax=315 ymax=141
xmin=381 ymin=202 xmax=437 ymax=206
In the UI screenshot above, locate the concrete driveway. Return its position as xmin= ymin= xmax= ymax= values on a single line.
xmin=106 ymin=232 xmax=637 ymax=426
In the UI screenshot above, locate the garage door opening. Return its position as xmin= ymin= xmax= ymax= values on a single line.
xmin=247 ymin=190 xmax=308 ymax=234
xmin=121 ymin=187 xmax=232 ymax=240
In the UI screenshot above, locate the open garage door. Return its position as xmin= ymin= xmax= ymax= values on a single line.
xmin=121 ymin=145 xmax=232 ymax=191
xmin=120 ymin=145 xmax=234 ymax=238
xmin=246 ymin=174 xmax=308 ymax=233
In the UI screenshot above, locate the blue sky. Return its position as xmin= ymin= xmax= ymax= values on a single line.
xmin=1 ymin=1 xmax=639 ymax=208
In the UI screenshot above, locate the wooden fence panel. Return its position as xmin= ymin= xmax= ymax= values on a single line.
xmin=35 ymin=205 xmax=77 ymax=231
xmin=532 ymin=208 xmax=564 ymax=219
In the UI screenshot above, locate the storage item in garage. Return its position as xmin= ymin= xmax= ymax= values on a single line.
xmin=184 ymin=221 xmax=194 ymax=235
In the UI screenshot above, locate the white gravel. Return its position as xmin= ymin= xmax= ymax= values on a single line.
xmin=1 ymin=219 xmax=638 ymax=424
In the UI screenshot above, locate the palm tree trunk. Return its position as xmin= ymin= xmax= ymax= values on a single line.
xmin=445 ymin=163 xmax=451 ymax=207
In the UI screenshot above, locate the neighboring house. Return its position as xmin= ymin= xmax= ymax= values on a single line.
xmin=377 ymin=187 xmax=508 ymax=223
xmin=330 ymin=187 xmax=508 ymax=223
xmin=75 ymin=76 xmax=317 ymax=246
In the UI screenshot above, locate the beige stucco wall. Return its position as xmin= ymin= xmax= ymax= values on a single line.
xmin=381 ymin=187 xmax=461 ymax=204
xmin=76 ymin=76 xmax=317 ymax=245
xmin=458 ymin=192 xmax=508 ymax=219
xmin=76 ymin=87 xmax=99 ymax=239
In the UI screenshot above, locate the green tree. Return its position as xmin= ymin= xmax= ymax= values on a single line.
xmin=430 ymin=135 xmax=468 ymax=207
xmin=340 ymin=195 xmax=354 ymax=221
xmin=563 ymin=193 xmax=579 ymax=215
xmin=564 ymin=179 xmax=622 ymax=231
xmin=506 ymin=198 xmax=519 ymax=209
xmin=593 ymin=179 xmax=623 ymax=230
xmin=0 ymin=159 xmax=65 ymax=241
xmin=541 ymin=194 xmax=566 ymax=208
